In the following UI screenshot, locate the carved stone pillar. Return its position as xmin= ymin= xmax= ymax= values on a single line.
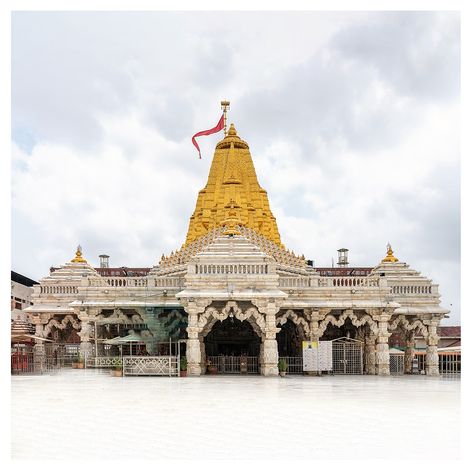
xmin=261 ymin=302 xmax=279 ymax=376
xmin=33 ymin=323 xmax=45 ymax=372
xmin=186 ymin=326 xmax=201 ymax=376
xmin=261 ymin=336 xmax=279 ymax=376
xmin=376 ymin=315 xmax=391 ymax=375
xmin=34 ymin=342 xmax=45 ymax=373
xmin=365 ymin=333 xmax=377 ymax=375
xmin=78 ymin=318 xmax=93 ymax=361
xmin=199 ymin=336 xmax=206 ymax=375
xmin=309 ymin=319 xmax=320 ymax=341
xmin=425 ymin=322 xmax=440 ymax=376
xmin=404 ymin=330 xmax=416 ymax=374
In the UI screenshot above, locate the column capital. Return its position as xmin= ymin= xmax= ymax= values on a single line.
xmin=304 ymin=308 xmax=332 ymax=321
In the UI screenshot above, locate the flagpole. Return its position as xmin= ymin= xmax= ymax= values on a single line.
xmin=221 ymin=100 xmax=230 ymax=136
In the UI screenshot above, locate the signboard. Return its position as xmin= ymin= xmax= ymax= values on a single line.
xmin=302 ymin=340 xmax=333 ymax=371
xmin=302 ymin=341 xmax=319 ymax=371
xmin=317 ymin=341 xmax=333 ymax=371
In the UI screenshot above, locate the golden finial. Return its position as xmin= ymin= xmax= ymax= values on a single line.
xmin=382 ymin=243 xmax=399 ymax=263
xmin=71 ymin=245 xmax=87 ymax=263
xmin=221 ymin=100 xmax=230 ymax=136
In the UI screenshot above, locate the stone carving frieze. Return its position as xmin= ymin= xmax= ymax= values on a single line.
xmin=388 ymin=315 xmax=429 ymax=338
xmin=197 ymin=300 xmax=266 ymax=338
xmin=42 ymin=314 xmax=81 ymax=338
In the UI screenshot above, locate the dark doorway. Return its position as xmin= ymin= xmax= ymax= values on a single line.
xmin=277 ymin=319 xmax=303 ymax=357
xmin=205 ymin=318 xmax=260 ymax=357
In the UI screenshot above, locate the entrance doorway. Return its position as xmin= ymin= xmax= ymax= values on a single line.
xmin=204 ymin=318 xmax=261 ymax=374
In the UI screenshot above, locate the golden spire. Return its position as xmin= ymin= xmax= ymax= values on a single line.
xmin=382 ymin=243 xmax=399 ymax=263
xmin=185 ymin=122 xmax=281 ymax=245
xmin=71 ymin=245 xmax=87 ymax=263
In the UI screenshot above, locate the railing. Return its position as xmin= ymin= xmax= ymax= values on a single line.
xmin=122 ymin=356 xmax=178 ymax=376
xmin=414 ymin=352 xmax=461 ymax=374
xmin=86 ymin=356 xmax=122 ymax=368
xmin=86 ymin=276 xmax=184 ymax=289
xmin=391 ymin=285 xmax=433 ymax=295
xmin=39 ymin=285 xmax=79 ymax=294
xmin=153 ymin=277 xmax=185 ymax=288
xmin=439 ymin=353 xmax=461 ymax=374
xmin=279 ymin=277 xmax=311 ymax=288
xmin=280 ymin=356 xmax=303 ymax=374
xmin=207 ymin=356 xmax=260 ymax=374
xmin=316 ymin=277 xmax=381 ymax=288
xmin=196 ymin=264 xmax=268 ymax=275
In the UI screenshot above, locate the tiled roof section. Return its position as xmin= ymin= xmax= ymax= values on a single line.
xmin=158 ymin=225 xmax=307 ymax=270
xmin=438 ymin=326 xmax=461 ymax=338
xmin=11 ymin=319 xmax=34 ymax=335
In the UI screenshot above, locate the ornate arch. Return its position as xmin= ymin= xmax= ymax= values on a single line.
xmin=42 ymin=314 xmax=81 ymax=338
xmin=276 ymin=309 xmax=310 ymax=338
xmin=317 ymin=310 xmax=378 ymax=337
xmin=389 ymin=315 xmax=428 ymax=338
xmin=198 ymin=301 xmax=265 ymax=338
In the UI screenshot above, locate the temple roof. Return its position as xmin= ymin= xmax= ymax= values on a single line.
xmin=185 ymin=123 xmax=281 ymax=246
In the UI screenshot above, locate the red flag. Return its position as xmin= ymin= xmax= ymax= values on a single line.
xmin=192 ymin=114 xmax=225 ymax=159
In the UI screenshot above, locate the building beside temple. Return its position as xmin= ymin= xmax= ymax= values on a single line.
xmin=25 ymin=122 xmax=449 ymax=376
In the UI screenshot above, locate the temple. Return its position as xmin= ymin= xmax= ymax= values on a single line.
xmin=25 ymin=120 xmax=449 ymax=376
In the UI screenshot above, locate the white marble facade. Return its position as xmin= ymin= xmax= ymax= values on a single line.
xmin=25 ymin=231 xmax=448 ymax=376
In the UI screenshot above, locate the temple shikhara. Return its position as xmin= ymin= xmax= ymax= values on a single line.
xmin=25 ymin=109 xmax=449 ymax=377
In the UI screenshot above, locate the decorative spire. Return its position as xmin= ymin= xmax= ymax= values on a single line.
xmin=71 ymin=245 xmax=87 ymax=263
xmin=382 ymin=243 xmax=399 ymax=263
xmin=185 ymin=122 xmax=281 ymax=245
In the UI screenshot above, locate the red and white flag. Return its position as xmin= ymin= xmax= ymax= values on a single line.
xmin=192 ymin=114 xmax=224 ymax=159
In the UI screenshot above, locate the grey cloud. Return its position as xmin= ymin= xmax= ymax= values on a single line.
xmin=331 ymin=11 xmax=460 ymax=102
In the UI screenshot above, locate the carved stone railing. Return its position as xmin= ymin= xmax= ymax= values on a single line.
xmin=85 ymin=276 xmax=184 ymax=289
xmin=279 ymin=276 xmax=382 ymax=289
xmin=279 ymin=277 xmax=311 ymax=288
xmin=390 ymin=284 xmax=433 ymax=295
xmin=122 ymin=356 xmax=178 ymax=376
xmin=86 ymin=356 xmax=122 ymax=368
xmin=195 ymin=264 xmax=269 ymax=275
xmin=315 ymin=276 xmax=381 ymax=288
xmin=104 ymin=277 xmax=148 ymax=287
xmin=39 ymin=285 xmax=79 ymax=295
xmin=152 ymin=277 xmax=185 ymax=288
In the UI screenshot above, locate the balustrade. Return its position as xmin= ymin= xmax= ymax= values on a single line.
xmin=39 ymin=285 xmax=79 ymax=295
xmin=279 ymin=276 xmax=381 ymax=289
xmin=391 ymin=285 xmax=433 ymax=295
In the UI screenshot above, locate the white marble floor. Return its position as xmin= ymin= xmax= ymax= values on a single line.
xmin=11 ymin=370 xmax=460 ymax=460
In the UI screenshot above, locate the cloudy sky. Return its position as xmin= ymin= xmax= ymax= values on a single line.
xmin=11 ymin=11 xmax=460 ymax=324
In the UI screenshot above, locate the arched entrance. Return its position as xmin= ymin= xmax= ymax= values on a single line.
xmin=205 ymin=318 xmax=260 ymax=357
xmin=277 ymin=319 xmax=303 ymax=357
xmin=199 ymin=303 xmax=263 ymax=375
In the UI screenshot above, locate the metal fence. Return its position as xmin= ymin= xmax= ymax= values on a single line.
xmin=389 ymin=353 xmax=405 ymax=375
xmin=332 ymin=340 xmax=363 ymax=374
xmin=208 ymin=356 xmax=260 ymax=374
xmin=284 ymin=356 xmax=303 ymax=374
xmin=439 ymin=352 xmax=461 ymax=374
xmin=11 ymin=346 xmax=61 ymax=375
xmin=414 ymin=351 xmax=461 ymax=374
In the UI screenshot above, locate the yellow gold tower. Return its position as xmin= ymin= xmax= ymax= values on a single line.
xmin=185 ymin=123 xmax=281 ymax=245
